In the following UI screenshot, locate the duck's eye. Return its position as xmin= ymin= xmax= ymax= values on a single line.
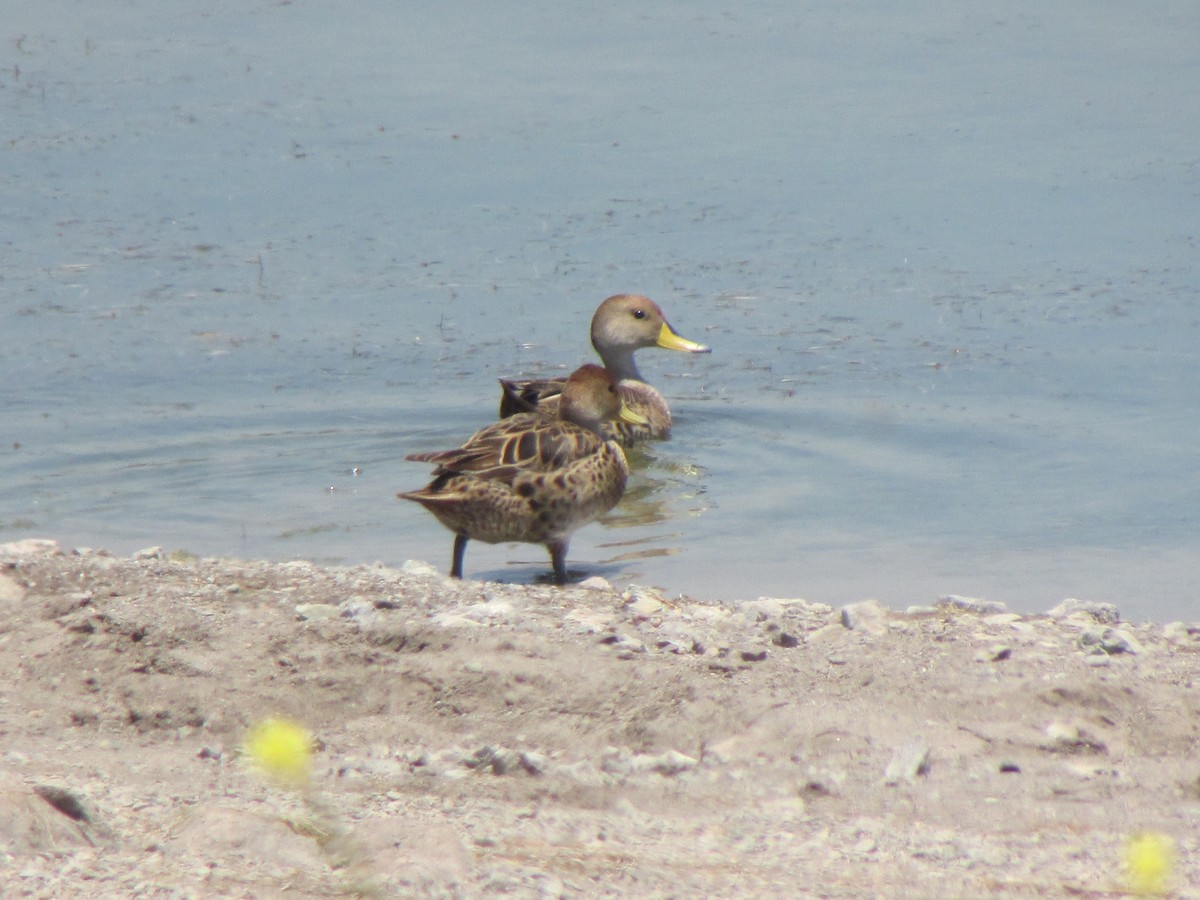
xmin=632 ymin=309 xmax=646 ymax=319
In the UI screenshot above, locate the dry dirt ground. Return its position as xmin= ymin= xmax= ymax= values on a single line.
xmin=1 ymin=538 xmax=1198 ymax=898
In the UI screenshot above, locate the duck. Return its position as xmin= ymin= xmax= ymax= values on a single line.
xmin=400 ymin=364 xmax=649 ymax=584
xmin=498 ymin=294 xmax=710 ymax=446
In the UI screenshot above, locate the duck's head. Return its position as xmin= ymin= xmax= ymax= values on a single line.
xmin=589 ymin=294 xmax=710 ymax=379
xmin=559 ymin=364 xmax=651 ymax=433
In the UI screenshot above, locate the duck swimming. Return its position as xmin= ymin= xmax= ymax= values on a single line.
xmin=498 ymin=294 xmax=710 ymax=446
xmin=401 ymin=364 xmax=648 ymax=584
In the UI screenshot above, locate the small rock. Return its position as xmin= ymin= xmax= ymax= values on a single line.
xmin=400 ymin=559 xmax=440 ymax=577
xmin=406 ymin=750 xmax=431 ymax=768
xmin=294 ymin=603 xmax=339 ymax=622
xmin=885 ymin=740 xmax=930 ymax=785
xmin=1163 ymin=621 xmax=1199 ymax=644
xmin=1080 ymin=627 xmax=1142 ymax=655
xmin=936 ymin=595 xmax=1008 ymax=615
xmin=1078 ymin=628 xmax=1105 ymax=649
xmin=577 ymin=575 xmax=612 ymax=591
xmin=1043 ymin=721 xmax=1108 ymax=754
xmin=337 ymin=598 xmax=377 ymax=619
xmin=625 ymin=586 xmax=666 ymax=617
xmin=488 ymin=748 xmax=523 ymax=776
xmin=853 ymin=835 xmax=877 ymax=854
xmin=648 ymin=750 xmax=698 ymax=776
xmin=840 ymin=599 xmax=889 ymax=634
xmin=465 ymin=746 xmax=522 ymax=776
xmin=739 ymin=648 xmax=769 ymax=663
xmin=600 ymin=746 xmax=635 ymax=776
xmin=598 ymin=632 xmax=645 ymax=656
xmin=975 ymin=645 xmax=1012 ymax=662
xmin=772 ymin=631 xmax=800 ymax=648
xmin=1100 ymin=627 xmax=1142 ymax=655
xmin=801 ymin=777 xmax=837 ymax=797
xmin=1046 ymin=598 xmax=1120 ymax=624
xmin=0 ymin=538 xmax=62 ymax=560
xmin=132 ymin=546 xmax=164 ymax=561
xmin=518 ymin=751 xmax=548 ymax=775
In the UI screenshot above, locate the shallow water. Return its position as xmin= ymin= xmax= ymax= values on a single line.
xmin=4 ymin=1 xmax=1198 ymax=620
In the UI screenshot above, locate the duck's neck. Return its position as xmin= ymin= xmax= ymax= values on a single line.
xmin=558 ymin=400 xmax=605 ymax=434
xmin=595 ymin=345 xmax=643 ymax=382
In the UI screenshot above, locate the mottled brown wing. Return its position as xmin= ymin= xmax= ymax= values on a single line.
xmin=406 ymin=413 xmax=604 ymax=484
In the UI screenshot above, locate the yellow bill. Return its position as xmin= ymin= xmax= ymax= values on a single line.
xmin=618 ymin=401 xmax=652 ymax=426
xmin=656 ymin=321 xmax=711 ymax=353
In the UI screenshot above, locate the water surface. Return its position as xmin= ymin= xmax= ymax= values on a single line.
xmin=4 ymin=1 xmax=1198 ymax=620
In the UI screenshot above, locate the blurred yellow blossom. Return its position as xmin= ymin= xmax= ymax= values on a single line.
xmin=1125 ymin=831 xmax=1174 ymax=896
xmin=245 ymin=717 xmax=313 ymax=787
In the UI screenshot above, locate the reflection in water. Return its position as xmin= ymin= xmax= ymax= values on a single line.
xmin=597 ymin=541 xmax=681 ymax=565
xmin=595 ymin=447 xmax=711 ymax=566
xmin=603 ymin=465 xmax=709 ymax=527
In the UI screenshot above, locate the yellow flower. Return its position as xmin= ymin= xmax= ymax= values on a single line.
xmin=245 ymin=717 xmax=313 ymax=787
xmin=1125 ymin=831 xmax=1174 ymax=896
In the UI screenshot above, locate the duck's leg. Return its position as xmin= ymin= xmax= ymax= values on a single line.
xmin=450 ymin=533 xmax=468 ymax=579
xmin=547 ymin=539 xmax=569 ymax=585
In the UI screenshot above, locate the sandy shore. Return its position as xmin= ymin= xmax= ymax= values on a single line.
xmin=1 ymin=538 xmax=1197 ymax=897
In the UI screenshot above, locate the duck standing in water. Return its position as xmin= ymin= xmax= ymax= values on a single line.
xmin=498 ymin=294 xmax=710 ymax=446
xmin=400 ymin=365 xmax=648 ymax=584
